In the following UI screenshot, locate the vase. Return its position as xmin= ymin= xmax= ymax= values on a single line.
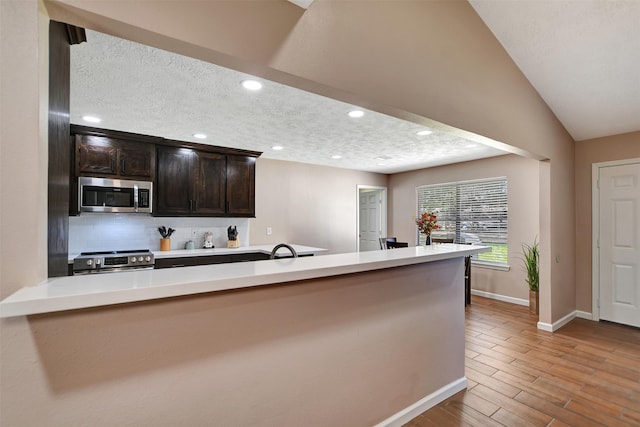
xmin=529 ymin=289 xmax=539 ymax=315
xmin=425 ymin=235 xmax=431 ymax=246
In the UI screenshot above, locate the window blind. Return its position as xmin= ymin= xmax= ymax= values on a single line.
xmin=416 ymin=177 xmax=508 ymax=266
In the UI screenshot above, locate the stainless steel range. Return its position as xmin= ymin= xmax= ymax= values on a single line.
xmin=73 ymin=249 xmax=155 ymax=275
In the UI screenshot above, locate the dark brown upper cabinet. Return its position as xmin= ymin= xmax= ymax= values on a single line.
xmin=194 ymin=151 xmax=227 ymax=215
xmin=70 ymin=125 xmax=259 ymax=218
xmin=155 ymin=146 xmax=256 ymax=217
xmin=226 ymin=155 xmax=256 ymax=216
xmin=76 ymin=134 xmax=154 ymax=179
xmin=155 ymin=146 xmax=194 ymax=215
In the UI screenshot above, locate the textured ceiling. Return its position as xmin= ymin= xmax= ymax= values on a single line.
xmin=470 ymin=0 xmax=640 ymax=141
xmin=70 ymin=30 xmax=507 ymax=174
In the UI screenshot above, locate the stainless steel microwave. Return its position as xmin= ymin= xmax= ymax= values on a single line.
xmin=78 ymin=177 xmax=152 ymax=213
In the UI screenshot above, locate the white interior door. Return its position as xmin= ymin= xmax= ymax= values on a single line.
xmin=359 ymin=190 xmax=381 ymax=251
xmin=598 ymin=162 xmax=640 ymax=328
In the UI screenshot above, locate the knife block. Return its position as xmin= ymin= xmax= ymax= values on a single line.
xmin=227 ymin=238 xmax=240 ymax=248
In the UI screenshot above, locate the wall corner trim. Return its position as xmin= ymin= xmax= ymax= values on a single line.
xmin=373 ymin=377 xmax=467 ymax=427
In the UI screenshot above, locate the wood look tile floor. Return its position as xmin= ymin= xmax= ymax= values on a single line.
xmin=404 ymin=296 xmax=640 ymax=427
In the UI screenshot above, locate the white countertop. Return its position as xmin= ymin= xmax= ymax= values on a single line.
xmin=2 ymin=244 xmax=489 ymax=318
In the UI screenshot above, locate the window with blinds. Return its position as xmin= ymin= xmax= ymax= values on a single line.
xmin=416 ymin=177 xmax=508 ymax=266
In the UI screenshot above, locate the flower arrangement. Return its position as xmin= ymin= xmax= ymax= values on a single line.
xmin=416 ymin=211 xmax=441 ymax=236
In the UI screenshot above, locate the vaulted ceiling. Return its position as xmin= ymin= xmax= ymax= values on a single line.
xmin=470 ymin=0 xmax=640 ymax=141
xmin=70 ymin=1 xmax=639 ymax=175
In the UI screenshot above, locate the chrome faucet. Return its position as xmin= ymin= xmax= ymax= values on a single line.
xmin=270 ymin=243 xmax=298 ymax=259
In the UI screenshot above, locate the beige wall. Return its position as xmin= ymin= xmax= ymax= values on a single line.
xmin=574 ymin=131 xmax=640 ymax=313
xmin=0 ymin=0 xmax=49 ymax=300
xmin=2 ymin=259 xmax=466 ymax=426
xmin=45 ymin=0 xmax=577 ymax=326
xmin=1 ymin=0 xmax=588 ymax=424
xmin=389 ymin=154 xmax=540 ymax=302
xmin=250 ymin=158 xmax=388 ymax=254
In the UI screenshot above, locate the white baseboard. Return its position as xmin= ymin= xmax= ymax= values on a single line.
xmin=374 ymin=377 xmax=467 ymax=427
xmin=575 ymin=310 xmax=593 ymax=320
xmin=470 ymin=289 xmax=529 ymax=307
xmin=537 ymin=309 xmax=593 ymax=332
xmin=536 ymin=321 xmax=555 ymax=332
xmin=471 ymin=291 xmax=595 ymax=332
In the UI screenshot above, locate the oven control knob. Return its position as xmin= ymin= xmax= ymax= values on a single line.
xmin=86 ymin=259 xmax=93 ymax=266
xmin=145 ymin=256 xmax=151 ymax=262
xmin=138 ymin=256 xmax=144 ymax=262
xmin=131 ymin=257 xmax=136 ymax=263
xmin=95 ymin=259 xmax=101 ymax=265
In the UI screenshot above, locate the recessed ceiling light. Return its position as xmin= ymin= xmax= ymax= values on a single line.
xmin=416 ymin=129 xmax=432 ymax=136
xmin=465 ymin=144 xmax=477 ymax=148
xmin=375 ymin=156 xmax=392 ymax=161
xmin=331 ymin=155 xmax=342 ymax=159
xmin=192 ymin=133 xmax=207 ymax=139
xmin=82 ymin=115 xmax=102 ymax=123
xmin=271 ymin=145 xmax=284 ymax=151
xmin=348 ymin=110 xmax=364 ymax=118
xmin=241 ymin=79 xmax=262 ymax=91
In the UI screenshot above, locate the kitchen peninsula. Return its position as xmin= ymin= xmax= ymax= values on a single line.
xmin=0 ymin=244 xmax=488 ymax=426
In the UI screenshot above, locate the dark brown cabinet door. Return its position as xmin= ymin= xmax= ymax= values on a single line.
xmin=155 ymin=147 xmax=257 ymax=217
xmin=155 ymin=146 xmax=193 ymax=215
xmin=193 ymin=151 xmax=226 ymax=215
xmin=119 ymin=141 xmax=153 ymax=178
xmin=226 ymin=155 xmax=256 ymax=216
xmin=76 ymin=135 xmax=154 ymax=179
xmin=76 ymin=136 xmax=117 ymax=175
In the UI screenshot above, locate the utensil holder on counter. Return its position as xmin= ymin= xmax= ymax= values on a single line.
xmin=160 ymin=238 xmax=171 ymax=251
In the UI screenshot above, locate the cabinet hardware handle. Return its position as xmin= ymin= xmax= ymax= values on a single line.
xmin=121 ymin=159 xmax=125 ymax=174
xmin=111 ymin=158 xmax=116 ymax=172
xmin=194 ymin=200 xmax=197 ymax=211
xmin=189 ymin=199 xmax=193 ymax=211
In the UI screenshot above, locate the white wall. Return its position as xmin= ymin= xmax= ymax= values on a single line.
xmin=389 ymin=154 xmax=540 ymax=302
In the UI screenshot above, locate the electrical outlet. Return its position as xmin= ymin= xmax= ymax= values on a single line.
xmin=266 ymin=227 xmax=272 ymax=236
xmin=191 ymin=228 xmax=198 ymax=237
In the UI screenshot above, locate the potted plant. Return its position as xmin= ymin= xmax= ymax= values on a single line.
xmin=416 ymin=211 xmax=440 ymax=245
xmin=522 ymin=238 xmax=539 ymax=315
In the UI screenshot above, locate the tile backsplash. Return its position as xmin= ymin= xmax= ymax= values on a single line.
xmin=69 ymin=214 xmax=249 ymax=254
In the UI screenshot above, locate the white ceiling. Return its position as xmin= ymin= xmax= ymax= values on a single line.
xmin=70 ymin=30 xmax=508 ymax=174
xmin=470 ymin=0 xmax=640 ymax=141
